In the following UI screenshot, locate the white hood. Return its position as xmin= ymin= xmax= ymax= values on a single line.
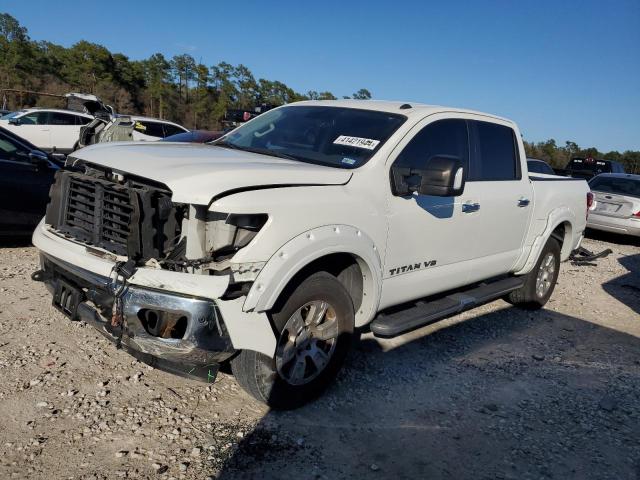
xmin=72 ymin=142 xmax=352 ymax=204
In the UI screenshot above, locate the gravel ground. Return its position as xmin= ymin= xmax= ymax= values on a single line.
xmin=0 ymin=231 xmax=638 ymax=480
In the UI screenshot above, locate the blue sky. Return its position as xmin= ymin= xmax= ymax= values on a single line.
xmin=4 ymin=0 xmax=639 ymax=151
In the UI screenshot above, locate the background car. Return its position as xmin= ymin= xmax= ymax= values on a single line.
xmin=0 ymin=126 xmax=59 ymax=235
xmin=587 ymin=173 xmax=640 ymax=236
xmin=565 ymin=157 xmax=626 ymax=179
xmin=161 ymin=130 xmax=224 ymax=143
xmin=77 ymin=115 xmax=190 ymax=149
xmin=527 ymin=158 xmax=556 ymax=175
xmin=130 ymin=116 xmax=188 ymax=141
xmin=0 ymin=108 xmax=93 ymax=153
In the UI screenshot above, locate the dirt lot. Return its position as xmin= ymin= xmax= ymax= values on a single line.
xmin=0 ymin=232 xmax=638 ymax=480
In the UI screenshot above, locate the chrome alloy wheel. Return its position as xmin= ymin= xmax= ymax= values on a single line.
xmin=275 ymin=300 xmax=340 ymax=386
xmin=535 ymin=252 xmax=556 ymax=298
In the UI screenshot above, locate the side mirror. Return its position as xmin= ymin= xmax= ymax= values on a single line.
xmin=29 ymin=150 xmax=50 ymax=167
xmin=8 ymin=118 xmax=20 ymax=126
xmin=392 ymin=155 xmax=465 ymax=197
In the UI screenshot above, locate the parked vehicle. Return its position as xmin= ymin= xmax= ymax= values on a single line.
xmin=77 ymin=115 xmax=188 ymax=149
xmin=32 ymin=100 xmax=590 ymax=409
xmin=161 ymin=130 xmax=225 ymax=143
xmin=0 ymin=126 xmax=58 ymax=235
xmin=0 ymin=108 xmax=93 ymax=154
xmin=130 ymin=116 xmax=189 ymax=141
xmin=586 ymin=173 xmax=640 ymax=236
xmin=527 ymin=158 xmax=556 ymax=175
xmin=565 ymin=157 xmax=626 ymax=179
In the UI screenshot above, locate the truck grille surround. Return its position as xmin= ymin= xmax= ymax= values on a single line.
xmin=46 ymin=168 xmax=181 ymax=261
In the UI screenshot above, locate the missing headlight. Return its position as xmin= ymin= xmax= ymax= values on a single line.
xmin=206 ymin=213 xmax=268 ymax=261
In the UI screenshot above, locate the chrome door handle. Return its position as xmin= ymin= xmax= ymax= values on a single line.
xmin=462 ymin=202 xmax=480 ymax=213
xmin=518 ymin=198 xmax=530 ymax=207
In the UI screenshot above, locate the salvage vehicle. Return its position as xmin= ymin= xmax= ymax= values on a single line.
xmin=0 ymin=126 xmax=58 ymax=235
xmin=32 ymin=100 xmax=591 ymax=409
xmin=587 ymin=173 xmax=640 ymax=236
xmin=0 ymin=92 xmax=113 ymax=154
xmin=77 ymin=115 xmax=188 ymax=149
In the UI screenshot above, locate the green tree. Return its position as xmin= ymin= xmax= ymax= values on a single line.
xmin=352 ymin=88 xmax=372 ymax=100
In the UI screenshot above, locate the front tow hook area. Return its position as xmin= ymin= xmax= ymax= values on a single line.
xmin=31 ymin=269 xmax=52 ymax=282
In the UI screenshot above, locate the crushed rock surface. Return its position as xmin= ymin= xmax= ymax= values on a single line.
xmin=0 ymin=231 xmax=638 ymax=479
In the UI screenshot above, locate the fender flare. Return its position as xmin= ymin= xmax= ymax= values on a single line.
xmin=242 ymin=225 xmax=383 ymax=327
xmin=514 ymin=206 xmax=576 ymax=275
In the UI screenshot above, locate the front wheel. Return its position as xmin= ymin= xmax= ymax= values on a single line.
xmin=505 ymin=237 xmax=561 ymax=310
xmin=231 ymin=272 xmax=355 ymax=409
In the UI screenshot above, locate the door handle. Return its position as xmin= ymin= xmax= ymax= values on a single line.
xmin=518 ymin=197 xmax=530 ymax=207
xmin=462 ymin=202 xmax=480 ymax=213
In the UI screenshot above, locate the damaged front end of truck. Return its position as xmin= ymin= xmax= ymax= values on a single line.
xmin=32 ymin=160 xmax=270 ymax=382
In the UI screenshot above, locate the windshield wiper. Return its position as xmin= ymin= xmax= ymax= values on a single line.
xmin=213 ymin=141 xmax=301 ymax=162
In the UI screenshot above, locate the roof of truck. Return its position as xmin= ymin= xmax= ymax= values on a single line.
xmin=290 ymin=100 xmax=513 ymax=124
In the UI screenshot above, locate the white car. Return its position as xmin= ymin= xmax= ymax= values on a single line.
xmin=32 ymin=100 xmax=590 ymax=409
xmin=129 ymin=116 xmax=188 ymax=141
xmin=587 ymin=173 xmax=640 ymax=236
xmin=0 ymin=108 xmax=94 ymax=153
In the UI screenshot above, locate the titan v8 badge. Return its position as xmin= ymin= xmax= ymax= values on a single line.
xmin=388 ymin=260 xmax=437 ymax=276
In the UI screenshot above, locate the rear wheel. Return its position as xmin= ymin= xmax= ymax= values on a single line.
xmin=506 ymin=237 xmax=561 ymax=309
xmin=231 ymin=272 xmax=355 ymax=409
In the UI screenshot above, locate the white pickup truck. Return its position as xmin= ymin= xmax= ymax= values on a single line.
xmin=32 ymin=100 xmax=591 ymax=409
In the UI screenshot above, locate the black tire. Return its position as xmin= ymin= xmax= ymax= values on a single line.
xmin=506 ymin=237 xmax=561 ymax=309
xmin=231 ymin=272 xmax=355 ymax=409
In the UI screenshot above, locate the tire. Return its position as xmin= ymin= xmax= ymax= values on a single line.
xmin=506 ymin=237 xmax=561 ymax=310
xmin=231 ymin=272 xmax=355 ymax=409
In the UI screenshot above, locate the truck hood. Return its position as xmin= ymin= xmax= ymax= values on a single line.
xmin=72 ymin=142 xmax=352 ymax=205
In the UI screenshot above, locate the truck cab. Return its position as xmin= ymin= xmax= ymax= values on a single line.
xmin=32 ymin=100 xmax=589 ymax=408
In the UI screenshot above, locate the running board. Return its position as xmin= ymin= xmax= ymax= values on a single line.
xmin=370 ymin=276 xmax=525 ymax=338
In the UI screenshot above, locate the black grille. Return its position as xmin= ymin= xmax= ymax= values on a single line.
xmin=46 ymin=169 xmax=181 ymax=260
xmin=64 ymin=175 xmax=134 ymax=255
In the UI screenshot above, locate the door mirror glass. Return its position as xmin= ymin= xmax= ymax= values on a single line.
xmin=392 ymin=155 xmax=465 ymax=197
xmin=28 ymin=150 xmax=49 ymax=167
xmin=8 ymin=118 xmax=21 ymax=125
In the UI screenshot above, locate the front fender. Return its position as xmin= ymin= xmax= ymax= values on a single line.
xmin=242 ymin=225 xmax=383 ymax=327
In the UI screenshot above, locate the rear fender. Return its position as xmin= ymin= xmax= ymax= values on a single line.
xmin=514 ymin=206 xmax=576 ymax=275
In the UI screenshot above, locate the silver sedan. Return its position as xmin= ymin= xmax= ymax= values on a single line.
xmin=587 ymin=173 xmax=640 ymax=236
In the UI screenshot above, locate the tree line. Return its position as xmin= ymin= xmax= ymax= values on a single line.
xmin=1 ymin=13 xmax=638 ymax=172
xmin=524 ymin=139 xmax=639 ymax=174
xmin=0 ymin=13 xmax=371 ymax=129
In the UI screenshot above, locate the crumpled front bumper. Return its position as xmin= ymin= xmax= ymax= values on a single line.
xmin=37 ymin=253 xmax=235 ymax=383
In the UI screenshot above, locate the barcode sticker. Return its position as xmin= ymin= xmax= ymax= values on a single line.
xmin=333 ymin=135 xmax=380 ymax=150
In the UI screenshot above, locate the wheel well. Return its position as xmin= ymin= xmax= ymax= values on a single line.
xmin=272 ymin=253 xmax=364 ymax=315
xmin=551 ymin=221 xmax=573 ymax=259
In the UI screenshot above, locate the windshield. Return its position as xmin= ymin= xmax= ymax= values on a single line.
xmin=0 ymin=111 xmax=24 ymax=120
xmin=589 ymin=176 xmax=640 ymax=198
xmin=214 ymin=105 xmax=406 ymax=168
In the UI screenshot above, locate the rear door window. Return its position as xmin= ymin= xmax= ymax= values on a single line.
xmin=20 ymin=111 xmax=48 ymax=125
xmin=49 ymin=112 xmax=77 ymax=125
xmin=469 ymin=121 xmax=520 ymax=181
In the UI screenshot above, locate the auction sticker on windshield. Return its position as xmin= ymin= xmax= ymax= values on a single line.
xmin=333 ymin=135 xmax=380 ymax=150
